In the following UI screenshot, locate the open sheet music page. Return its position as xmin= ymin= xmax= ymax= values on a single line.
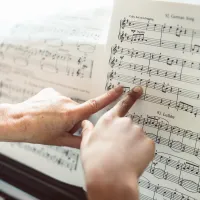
xmin=0 ymin=0 xmax=112 ymax=187
xmin=91 ymin=0 xmax=200 ymax=199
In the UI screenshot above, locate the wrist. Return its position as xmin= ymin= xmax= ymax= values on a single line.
xmin=0 ymin=103 xmax=28 ymax=142
xmin=85 ymin=168 xmax=139 ymax=200
xmin=0 ymin=103 xmax=14 ymax=141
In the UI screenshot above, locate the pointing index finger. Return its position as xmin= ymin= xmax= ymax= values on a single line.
xmin=73 ymin=85 xmax=123 ymax=120
xmin=109 ymin=86 xmax=143 ymax=118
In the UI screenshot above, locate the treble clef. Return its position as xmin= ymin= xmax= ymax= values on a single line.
xmin=109 ymin=70 xmax=117 ymax=80
xmin=109 ymin=71 xmax=114 ymax=80
xmin=106 ymin=83 xmax=113 ymax=91
xmin=112 ymin=45 xmax=118 ymax=55
xmin=120 ymin=18 xmax=127 ymax=29
xmin=118 ymin=31 xmax=125 ymax=42
xmin=109 ymin=57 xmax=117 ymax=68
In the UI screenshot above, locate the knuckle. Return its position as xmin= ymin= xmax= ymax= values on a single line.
xmin=64 ymin=107 xmax=72 ymax=120
xmin=133 ymin=124 xmax=145 ymax=139
xmin=145 ymin=137 xmax=156 ymax=157
xmin=102 ymin=113 xmax=113 ymax=124
xmin=123 ymin=117 xmax=133 ymax=125
xmin=106 ymin=90 xmax=114 ymax=98
xmin=88 ymin=99 xmax=98 ymax=112
xmin=133 ymin=124 xmax=143 ymax=133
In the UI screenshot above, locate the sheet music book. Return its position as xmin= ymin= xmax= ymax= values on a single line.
xmin=1 ymin=0 xmax=200 ymax=199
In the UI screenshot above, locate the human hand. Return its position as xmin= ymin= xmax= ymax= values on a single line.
xmin=4 ymin=86 xmax=123 ymax=148
xmin=81 ymin=87 xmax=155 ymax=200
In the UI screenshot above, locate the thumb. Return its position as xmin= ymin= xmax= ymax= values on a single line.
xmin=81 ymin=120 xmax=94 ymax=138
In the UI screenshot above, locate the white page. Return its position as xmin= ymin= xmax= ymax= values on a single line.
xmin=0 ymin=0 xmax=113 ymax=187
xmin=91 ymin=0 xmax=200 ymax=199
xmin=0 ymin=4 xmax=112 ymax=101
xmin=160 ymin=0 xmax=200 ymax=5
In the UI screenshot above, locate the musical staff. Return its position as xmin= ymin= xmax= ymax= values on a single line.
xmin=107 ymin=72 xmax=200 ymax=100
xmin=11 ymin=22 xmax=101 ymax=43
xmin=109 ymin=58 xmax=200 ymax=85
xmin=111 ymin=45 xmax=200 ymax=72
xmin=154 ymin=152 xmax=200 ymax=177
xmin=0 ymin=80 xmax=36 ymax=103
xmin=118 ymin=31 xmax=198 ymax=54
xmin=132 ymin=114 xmax=200 ymax=142
xmin=107 ymin=82 xmax=200 ymax=117
xmin=0 ymin=81 xmax=35 ymax=97
xmin=120 ymin=18 xmax=200 ymax=38
xmin=148 ymin=167 xmax=197 ymax=191
xmin=139 ymin=177 xmax=197 ymax=200
xmin=146 ymin=152 xmax=200 ymax=193
xmin=107 ymin=42 xmax=200 ymax=117
xmin=119 ymin=19 xmax=200 ymax=54
xmin=0 ymin=43 xmax=93 ymax=78
xmin=147 ymin=131 xmax=200 ymax=156
xmin=10 ymin=143 xmax=79 ymax=171
xmin=126 ymin=113 xmax=200 ymax=158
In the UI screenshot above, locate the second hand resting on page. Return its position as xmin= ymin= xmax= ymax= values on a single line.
xmin=0 ymin=85 xmax=155 ymax=200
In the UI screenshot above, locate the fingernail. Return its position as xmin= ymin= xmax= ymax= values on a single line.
xmin=132 ymin=86 xmax=143 ymax=94
xmin=114 ymin=85 xmax=123 ymax=93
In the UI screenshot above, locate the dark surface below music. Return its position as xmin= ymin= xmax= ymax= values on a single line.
xmin=0 ymin=153 xmax=87 ymax=200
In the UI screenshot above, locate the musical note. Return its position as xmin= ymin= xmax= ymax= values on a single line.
xmin=176 ymin=101 xmax=194 ymax=114
xmin=192 ymin=44 xmax=200 ymax=53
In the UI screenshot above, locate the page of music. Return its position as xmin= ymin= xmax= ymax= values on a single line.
xmin=91 ymin=0 xmax=200 ymax=199
xmin=0 ymin=1 xmax=112 ymax=187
